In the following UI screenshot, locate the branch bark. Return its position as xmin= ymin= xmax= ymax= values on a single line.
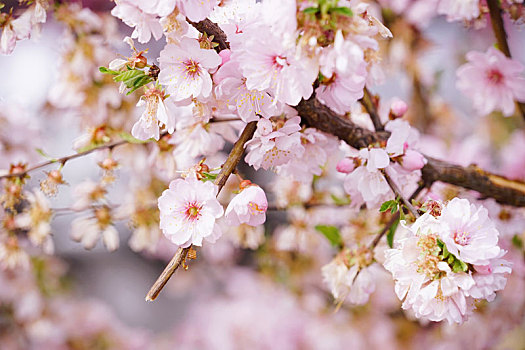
xmin=189 ymin=20 xmax=525 ymax=208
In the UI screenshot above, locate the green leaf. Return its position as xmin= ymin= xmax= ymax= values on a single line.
xmin=441 ymin=242 xmax=449 ymax=259
xmin=35 ymin=148 xmax=58 ymax=162
xmin=512 ymin=234 xmax=523 ymax=249
xmin=99 ymin=66 xmax=119 ymax=75
xmin=331 ymin=194 xmax=351 ymax=206
xmin=117 ymin=132 xmax=151 ymax=144
xmin=380 ymin=200 xmax=397 ymax=213
xmin=315 ymin=225 xmax=343 ymax=248
xmin=452 ymin=259 xmax=468 ymax=273
xmin=331 ymin=6 xmax=353 ymax=17
xmin=386 ymin=216 xmax=400 ymax=248
xmin=303 ymin=6 xmax=319 ymax=14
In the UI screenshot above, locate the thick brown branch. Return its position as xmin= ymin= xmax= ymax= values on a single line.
xmin=298 ymin=97 xmax=525 ymax=207
xmin=191 ymin=20 xmax=525 ymax=208
xmin=187 ymin=18 xmax=230 ymax=52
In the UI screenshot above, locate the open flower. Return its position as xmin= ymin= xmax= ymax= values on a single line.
xmin=244 ymin=117 xmax=304 ymax=170
xmin=158 ymin=175 xmax=224 ymax=247
xmin=225 ymin=182 xmax=268 ymax=227
xmin=437 ymin=198 xmax=502 ymax=266
xmin=158 ymin=37 xmax=221 ymax=101
xmin=132 ymin=87 xmax=176 ymax=141
xmin=456 ymin=47 xmax=525 ymax=117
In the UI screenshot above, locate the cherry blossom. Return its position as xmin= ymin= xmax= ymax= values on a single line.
xmin=132 ymin=87 xmax=176 ymax=141
xmin=384 ymin=199 xmax=511 ymax=324
xmin=245 ymin=117 xmax=305 ymax=171
xmin=111 ymin=0 xmax=163 ymax=43
xmin=158 ymin=38 xmax=222 ymax=101
xmin=457 ymin=47 xmax=525 ymax=117
xmin=437 ymin=0 xmax=480 ymax=22
xmin=437 ymin=198 xmax=502 ymax=266
xmin=225 ymin=181 xmax=268 ymax=227
xmin=158 ymin=175 xmax=224 ymax=247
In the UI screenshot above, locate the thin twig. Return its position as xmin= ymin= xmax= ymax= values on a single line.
xmin=145 ymin=246 xmax=191 ymax=302
xmin=382 ymin=169 xmax=420 ymax=218
xmin=0 ymin=118 xmax=241 ymax=181
xmin=0 ymin=138 xmax=130 ymax=180
xmin=360 ymin=87 xmax=384 ymax=131
xmin=369 ymin=183 xmax=425 ymax=249
xmin=145 ymin=121 xmax=258 ymax=302
xmin=486 ymin=0 xmax=525 ymax=120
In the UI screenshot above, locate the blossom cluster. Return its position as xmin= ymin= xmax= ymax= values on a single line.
xmin=338 ymin=114 xmax=426 ymax=209
xmin=384 ymin=198 xmax=512 ymax=324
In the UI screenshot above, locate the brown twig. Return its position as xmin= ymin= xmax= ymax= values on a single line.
xmin=360 ymin=87 xmax=384 ymax=131
xmin=382 ymin=170 xmax=420 ymax=218
xmin=0 ymin=118 xmax=241 ymax=181
xmin=0 ymin=138 xmax=131 ymax=180
xmin=486 ymin=0 xmax=525 ymax=120
xmin=145 ymin=121 xmax=258 ymax=302
xmin=369 ymin=184 xmax=425 ymax=249
xmin=145 ymin=246 xmax=191 ymax=302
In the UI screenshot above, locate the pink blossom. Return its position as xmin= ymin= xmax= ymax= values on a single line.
xmin=437 ymin=0 xmax=480 ymax=22
xmin=389 ymin=98 xmax=408 ymax=118
xmin=176 ymin=0 xmax=219 ymax=22
xmin=158 ymin=175 xmax=224 ymax=247
xmin=438 ymin=198 xmax=502 ymax=265
xmin=385 ymin=119 xmax=420 ymax=157
xmin=237 ymin=34 xmax=318 ymax=106
xmin=277 ymin=128 xmax=339 ymax=183
xmin=316 ymin=31 xmax=368 ymax=114
xmin=244 ymin=117 xmax=305 ymax=170
xmin=457 ymin=47 xmax=525 ymax=117
xmin=343 ymin=148 xmax=391 ymax=209
xmin=336 ymin=157 xmax=356 ymax=174
xmin=111 ymin=0 xmax=163 ymax=43
xmin=214 ymin=58 xmax=280 ymax=122
xmin=131 ymin=88 xmax=176 ymax=141
xmin=225 ymin=184 xmax=268 ymax=226
xmin=400 ymin=149 xmax=426 ymax=171
xmin=158 ymin=38 xmax=221 ymax=101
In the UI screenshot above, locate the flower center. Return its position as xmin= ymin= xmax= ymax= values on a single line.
xmin=453 ymin=231 xmax=471 ymax=246
xmin=184 ymin=201 xmax=202 ymax=222
xmin=183 ymin=59 xmax=201 ymax=78
xmin=248 ymin=201 xmax=266 ymax=215
xmin=272 ymin=55 xmax=288 ymax=70
xmin=486 ymin=69 xmax=504 ymax=85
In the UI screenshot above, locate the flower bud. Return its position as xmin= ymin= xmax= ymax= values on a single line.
xmin=389 ymin=98 xmax=408 ymax=119
xmin=336 ymin=158 xmax=356 ymax=174
xmin=400 ymin=149 xmax=426 ymax=171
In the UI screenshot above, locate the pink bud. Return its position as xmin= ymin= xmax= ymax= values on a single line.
xmin=390 ymin=98 xmax=408 ymax=118
xmin=474 ymin=264 xmax=492 ymax=275
xmin=400 ymin=149 xmax=426 ymax=171
xmin=336 ymin=158 xmax=356 ymax=174
xmin=219 ymin=49 xmax=231 ymax=65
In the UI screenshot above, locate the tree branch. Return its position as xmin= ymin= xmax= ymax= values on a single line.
xmin=145 ymin=121 xmax=257 ymax=301
xmin=188 ymin=19 xmax=525 ymax=208
xmin=360 ymin=87 xmax=384 ymax=131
